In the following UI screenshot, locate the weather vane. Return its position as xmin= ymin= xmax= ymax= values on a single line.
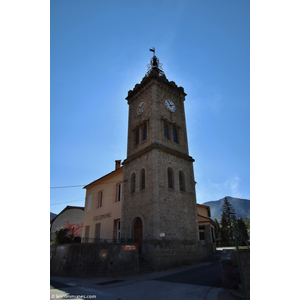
xmin=146 ymin=47 xmax=165 ymax=76
xmin=149 ymin=47 xmax=155 ymax=55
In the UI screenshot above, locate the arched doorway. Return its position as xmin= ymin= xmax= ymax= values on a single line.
xmin=133 ymin=217 xmax=143 ymax=254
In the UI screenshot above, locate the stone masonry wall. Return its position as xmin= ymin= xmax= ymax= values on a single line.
xmin=141 ymin=240 xmax=210 ymax=271
xmin=121 ymin=150 xmax=157 ymax=241
xmin=121 ymin=149 xmax=199 ymax=242
xmin=50 ymin=243 xmax=139 ymax=278
xmin=156 ymin=150 xmax=199 ymax=242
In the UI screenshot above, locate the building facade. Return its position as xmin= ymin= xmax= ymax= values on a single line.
xmin=197 ymin=204 xmax=216 ymax=253
xmin=82 ymin=160 xmax=123 ymax=243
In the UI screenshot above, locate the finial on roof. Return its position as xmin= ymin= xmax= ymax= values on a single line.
xmin=146 ymin=47 xmax=165 ymax=77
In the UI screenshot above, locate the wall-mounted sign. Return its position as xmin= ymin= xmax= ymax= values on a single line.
xmin=124 ymin=245 xmax=136 ymax=250
xmin=160 ymin=233 xmax=165 ymax=237
xmin=94 ymin=212 xmax=112 ymax=221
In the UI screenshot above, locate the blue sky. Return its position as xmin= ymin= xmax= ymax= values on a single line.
xmin=50 ymin=0 xmax=250 ymax=214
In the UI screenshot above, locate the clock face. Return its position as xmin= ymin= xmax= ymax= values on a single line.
xmin=165 ymin=99 xmax=176 ymax=113
xmin=137 ymin=102 xmax=145 ymax=115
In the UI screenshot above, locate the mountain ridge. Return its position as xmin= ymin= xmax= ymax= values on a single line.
xmin=202 ymin=196 xmax=250 ymax=221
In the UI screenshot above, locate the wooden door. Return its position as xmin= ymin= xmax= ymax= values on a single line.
xmin=134 ymin=218 xmax=143 ymax=253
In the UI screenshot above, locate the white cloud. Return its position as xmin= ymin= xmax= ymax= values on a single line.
xmin=208 ymin=176 xmax=241 ymax=198
xmin=196 ymin=175 xmax=242 ymax=203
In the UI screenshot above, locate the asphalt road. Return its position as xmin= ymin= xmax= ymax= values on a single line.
xmin=154 ymin=251 xmax=223 ymax=287
xmin=50 ymin=280 xmax=73 ymax=290
xmin=50 ymin=251 xmax=229 ymax=300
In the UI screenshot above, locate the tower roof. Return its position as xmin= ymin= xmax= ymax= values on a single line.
xmin=126 ymin=49 xmax=186 ymax=102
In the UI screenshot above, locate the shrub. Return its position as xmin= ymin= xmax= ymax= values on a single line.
xmin=53 ymin=228 xmax=70 ymax=244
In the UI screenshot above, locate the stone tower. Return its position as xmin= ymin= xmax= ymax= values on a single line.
xmin=121 ymin=50 xmax=202 ymax=270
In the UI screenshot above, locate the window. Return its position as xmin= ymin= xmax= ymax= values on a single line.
xmin=131 ymin=173 xmax=136 ymax=193
xmin=140 ymin=169 xmax=145 ymax=190
xmin=117 ymin=183 xmax=122 ymax=202
xmin=98 ymin=191 xmax=103 ymax=207
xmin=87 ymin=195 xmax=92 ymax=211
xmin=85 ymin=226 xmax=90 ymax=241
xmin=134 ymin=122 xmax=147 ymax=147
xmin=142 ymin=122 xmax=147 ymax=141
xmin=135 ymin=128 xmax=140 ymax=145
xmin=199 ymin=232 xmax=205 ymax=240
xmin=173 ymin=125 xmax=179 ymax=143
xmin=95 ymin=223 xmax=101 ymax=240
xmin=179 ymin=171 xmax=185 ymax=191
xmin=164 ymin=121 xmax=169 ymax=139
xmin=164 ymin=120 xmax=179 ymax=143
xmin=199 ymin=225 xmax=206 ymax=244
xmin=167 ymin=168 xmax=174 ymax=189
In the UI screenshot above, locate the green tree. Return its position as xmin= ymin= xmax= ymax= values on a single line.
xmin=220 ymin=197 xmax=236 ymax=244
xmin=236 ymin=217 xmax=250 ymax=246
xmin=213 ymin=218 xmax=221 ymax=245
xmin=243 ymin=216 xmax=250 ymax=235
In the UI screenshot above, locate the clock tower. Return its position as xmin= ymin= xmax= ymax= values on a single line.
xmin=121 ymin=50 xmax=202 ymax=270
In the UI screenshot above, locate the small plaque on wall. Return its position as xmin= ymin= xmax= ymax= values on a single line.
xmin=124 ymin=245 xmax=136 ymax=250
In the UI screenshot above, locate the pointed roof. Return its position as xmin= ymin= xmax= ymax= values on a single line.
xmin=50 ymin=205 xmax=84 ymax=224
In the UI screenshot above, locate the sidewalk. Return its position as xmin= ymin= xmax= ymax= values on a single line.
xmin=51 ymin=258 xmax=244 ymax=300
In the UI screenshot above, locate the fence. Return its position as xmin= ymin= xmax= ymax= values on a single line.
xmin=51 ymin=233 xmax=134 ymax=244
xmin=81 ymin=238 xmax=133 ymax=244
